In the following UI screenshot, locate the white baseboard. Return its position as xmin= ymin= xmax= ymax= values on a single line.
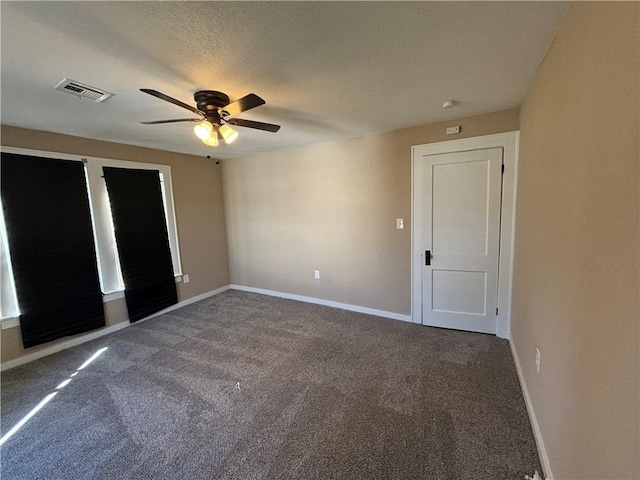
xmin=510 ymin=339 xmax=553 ymax=480
xmin=230 ymin=284 xmax=412 ymax=323
xmin=1 ymin=284 xmax=405 ymax=371
xmin=0 ymin=322 xmax=130 ymax=372
xmin=0 ymin=285 xmax=230 ymax=372
xmin=136 ymin=285 xmax=230 ymax=323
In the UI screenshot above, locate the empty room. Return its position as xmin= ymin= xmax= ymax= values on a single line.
xmin=0 ymin=2 xmax=638 ymax=479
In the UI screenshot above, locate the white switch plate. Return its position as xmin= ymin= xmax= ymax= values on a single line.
xmin=183 ymin=274 xmax=190 ymax=284
xmin=396 ymin=218 xmax=404 ymax=230
xmin=314 ymin=270 xmax=320 ymax=279
xmin=535 ymin=348 xmax=541 ymax=373
xmin=446 ymin=126 xmax=460 ymax=135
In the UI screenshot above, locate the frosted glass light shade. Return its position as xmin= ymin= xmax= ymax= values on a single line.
xmin=193 ymin=121 xmax=213 ymax=140
xmin=202 ymin=133 xmax=219 ymax=146
xmin=219 ymin=124 xmax=238 ymax=144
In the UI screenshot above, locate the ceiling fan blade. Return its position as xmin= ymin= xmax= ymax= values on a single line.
xmin=221 ymin=93 xmax=265 ymax=117
xmin=227 ymin=118 xmax=281 ymax=133
xmin=141 ymin=118 xmax=203 ymax=125
xmin=140 ymin=89 xmax=203 ymax=115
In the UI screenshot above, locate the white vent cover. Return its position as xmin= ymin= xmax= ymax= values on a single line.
xmin=53 ymin=78 xmax=114 ymax=103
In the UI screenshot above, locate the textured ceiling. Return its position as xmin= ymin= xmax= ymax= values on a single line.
xmin=0 ymin=2 xmax=568 ymax=160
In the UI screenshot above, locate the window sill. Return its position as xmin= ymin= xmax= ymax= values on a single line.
xmin=102 ymin=290 xmax=125 ymax=302
xmin=2 ymin=277 xmax=184 ymax=329
xmin=2 ymin=291 xmax=125 ymax=329
xmin=1 ymin=317 xmax=20 ymax=330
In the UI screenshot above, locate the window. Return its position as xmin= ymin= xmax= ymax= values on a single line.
xmin=102 ymin=166 xmax=178 ymax=321
xmin=0 ymin=198 xmax=20 ymax=319
xmin=83 ymin=155 xmax=182 ymax=294
xmin=1 ymin=153 xmax=105 ymax=347
xmin=0 ymin=147 xmax=182 ymax=323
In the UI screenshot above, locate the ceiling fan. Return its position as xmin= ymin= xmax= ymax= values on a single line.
xmin=140 ymin=89 xmax=281 ymax=146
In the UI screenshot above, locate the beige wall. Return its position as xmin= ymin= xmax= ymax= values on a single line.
xmin=513 ymin=3 xmax=639 ymax=479
xmin=223 ymin=108 xmax=518 ymax=314
xmin=1 ymin=126 xmax=230 ymax=363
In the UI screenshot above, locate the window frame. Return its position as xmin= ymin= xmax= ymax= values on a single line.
xmin=0 ymin=146 xmax=183 ymax=325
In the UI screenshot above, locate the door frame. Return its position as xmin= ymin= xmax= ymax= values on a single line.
xmin=411 ymin=131 xmax=520 ymax=338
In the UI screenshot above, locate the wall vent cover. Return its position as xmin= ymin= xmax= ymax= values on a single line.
xmin=53 ymin=78 xmax=114 ymax=103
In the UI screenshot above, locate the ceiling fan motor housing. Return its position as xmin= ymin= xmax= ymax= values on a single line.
xmin=194 ymin=90 xmax=230 ymax=121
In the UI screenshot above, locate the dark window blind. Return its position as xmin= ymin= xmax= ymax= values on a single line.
xmin=1 ymin=153 xmax=105 ymax=348
xmin=102 ymin=167 xmax=177 ymax=322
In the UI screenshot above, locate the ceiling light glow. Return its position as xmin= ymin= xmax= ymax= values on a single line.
xmin=202 ymin=133 xmax=219 ymax=146
xmin=219 ymin=124 xmax=238 ymax=144
xmin=193 ymin=121 xmax=213 ymax=140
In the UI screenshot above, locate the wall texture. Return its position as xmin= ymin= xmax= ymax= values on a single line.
xmin=513 ymin=3 xmax=639 ymax=479
xmin=223 ymin=108 xmax=519 ymax=315
xmin=1 ymin=126 xmax=230 ymax=363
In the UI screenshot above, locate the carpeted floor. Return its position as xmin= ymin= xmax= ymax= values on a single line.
xmin=1 ymin=290 xmax=541 ymax=479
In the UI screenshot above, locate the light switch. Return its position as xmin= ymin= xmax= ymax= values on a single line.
xmin=183 ymin=274 xmax=190 ymax=283
xmin=396 ymin=218 xmax=404 ymax=230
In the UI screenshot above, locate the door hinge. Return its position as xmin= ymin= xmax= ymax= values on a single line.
xmin=501 ymin=164 xmax=505 ymax=174
xmin=496 ymin=307 xmax=499 ymax=315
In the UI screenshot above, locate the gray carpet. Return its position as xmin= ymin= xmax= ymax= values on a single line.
xmin=1 ymin=290 xmax=541 ymax=479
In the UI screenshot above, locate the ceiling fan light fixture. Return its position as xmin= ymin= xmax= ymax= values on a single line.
xmin=219 ymin=124 xmax=239 ymax=144
xmin=202 ymin=132 xmax=219 ymax=146
xmin=194 ymin=120 xmax=213 ymax=140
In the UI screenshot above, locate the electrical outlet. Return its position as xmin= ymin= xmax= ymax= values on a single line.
xmin=535 ymin=348 xmax=541 ymax=373
xmin=314 ymin=270 xmax=320 ymax=280
xmin=183 ymin=274 xmax=190 ymax=284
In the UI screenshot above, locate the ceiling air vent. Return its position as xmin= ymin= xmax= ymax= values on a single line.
xmin=53 ymin=78 xmax=114 ymax=103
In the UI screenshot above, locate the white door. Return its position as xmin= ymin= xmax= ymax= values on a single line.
xmin=415 ymin=148 xmax=503 ymax=334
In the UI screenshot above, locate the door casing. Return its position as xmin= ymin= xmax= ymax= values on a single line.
xmin=411 ymin=131 xmax=519 ymax=339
